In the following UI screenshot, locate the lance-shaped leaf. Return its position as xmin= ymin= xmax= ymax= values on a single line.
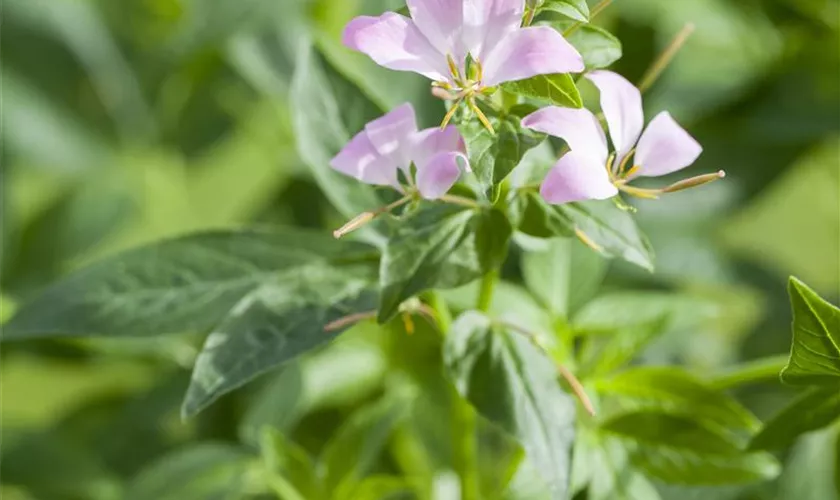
xmin=378 ymin=204 xmax=511 ymax=322
xmin=749 ymin=387 xmax=840 ymax=451
xmin=502 ymin=74 xmax=583 ymax=109
xmin=565 ymin=25 xmax=622 ymax=70
xmin=780 ymin=277 xmax=840 ymax=386
xmin=183 ymin=273 xmax=378 ymax=417
xmin=601 ymin=411 xmax=780 ymax=485
xmin=460 ymin=106 xmax=546 ymax=192
xmin=2 ymin=229 xmax=378 ymax=340
xmin=444 ymin=311 xmax=576 ymax=500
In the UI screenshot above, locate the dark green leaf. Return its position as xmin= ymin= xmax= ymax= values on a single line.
xmin=780 ymin=277 xmax=840 ymax=386
xmin=558 ymin=200 xmax=655 ymax=272
xmin=182 ymin=275 xmax=378 ymax=417
xmin=260 ymin=428 xmax=322 ymax=500
xmin=125 ymin=443 xmax=250 ymax=500
xmin=510 ymin=191 xmax=575 ymax=238
xmin=444 ymin=311 xmax=576 ymax=499
xmin=322 ymin=396 xmax=409 ymax=498
xmin=474 ymin=208 xmax=514 ymax=271
xmin=521 ymin=237 xmax=607 ymax=319
xmin=601 ymin=411 xmax=780 ymax=485
xmin=379 ymin=204 xmax=493 ymax=322
xmin=566 ymin=24 xmax=623 ymax=70
xmin=3 ymin=229 xmax=378 ymax=340
xmin=502 ymin=73 xmax=583 ymax=109
xmin=460 ymin=113 xmax=545 ymax=192
xmin=749 ymin=387 xmax=840 ymax=450
xmin=538 ymin=0 xmax=590 ymax=21
xmin=578 ymin=316 xmax=668 ymax=376
xmin=290 ymin=41 xmax=388 ymax=243
xmin=596 ymin=367 xmax=761 ymax=431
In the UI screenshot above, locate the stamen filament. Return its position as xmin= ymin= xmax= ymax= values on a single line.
xmin=439 ymin=194 xmax=481 ymax=208
xmin=333 ymin=195 xmax=412 ymax=238
xmin=617 ymin=148 xmax=636 ymax=176
xmin=324 ymin=311 xmax=377 ymax=332
xmin=441 ymin=99 xmax=462 ymax=129
xmin=617 ymin=184 xmax=661 ymax=199
xmin=575 ymin=228 xmax=604 ymax=253
xmin=662 ymin=170 xmax=726 ymax=193
xmin=638 ymin=23 xmax=696 ymax=93
xmin=468 ymin=98 xmax=495 ymax=134
xmin=447 ymin=54 xmax=462 ymax=83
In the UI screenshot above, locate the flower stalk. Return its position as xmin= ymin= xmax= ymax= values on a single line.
xmin=638 ymin=23 xmax=696 ymax=93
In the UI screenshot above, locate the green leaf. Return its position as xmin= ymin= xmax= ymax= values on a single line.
xmin=502 ymin=73 xmax=583 ymax=109
xmin=125 ymin=443 xmax=251 ymax=500
xmin=538 ymin=0 xmax=590 ymax=21
xmin=601 ymin=411 xmax=780 ymax=485
xmin=749 ymin=387 xmax=840 ymax=450
xmin=343 ymin=476 xmax=415 ymax=500
xmin=573 ymin=434 xmax=661 ymax=500
xmin=777 ymin=427 xmax=840 ymax=500
xmin=378 ymin=204 xmax=509 ymax=322
xmin=781 ymin=277 xmax=840 ymax=386
xmin=460 ymin=111 xmax=546 ymax=191
xmin=573 ymin=292 xmax=719 ymax=335
xmin=260 ymin=428 xmax=321 ymax=500
xmin=566 ymin=25 xmax=623 ymax=70
xmin=510 ymin=191 xmax=575 ymax=239
xmin=444 ymin=311 xmax=576 ymax=500
xmin=558 ymin=200 xmax=655 ymax=272
xmin=521 ymin=237 xmax=607 ymax=319
xmin=3 ymin=228 xmax=378 ymax=340
xmin=290 ymin=41 xmax=388 ymax=244
xmin=182 ymin=275 xmax=378 ymax=417
xmin=578 ymin=317 xmax=668 ymax=376
xmin=596 ymin=367 xmax=761 ymax=431
xmin=321 ymin=396 xmax=409 ymax=498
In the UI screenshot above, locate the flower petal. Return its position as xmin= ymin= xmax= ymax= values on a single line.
xmin=365 ymin=103 xmax=418 ymax=172
xmin=481 ymin=26 xmax=584 ymax=87
xmin=407 ymin=0 xmax=466 ymax=61
xmin=634 ymin=111 xmax=703 ymax=177
xmin=540 ymin=150 xmax=618 ymax=205
xmin=585 ymin=70 xmax=643 ymax=162
xmin=342 ymin=13 xmax=449 ymax=81
xmin=410 ymin=125 xmax=466 ymax=169
xmin=462 ymin=0 xmax=524 ymax=61
xmin=521 ymin=106 xmax=609 ymax=164
xmin=330 ymin=130 xmax=399 ymax=188
xmin=416 ymin=151 xmax=469 ymax=199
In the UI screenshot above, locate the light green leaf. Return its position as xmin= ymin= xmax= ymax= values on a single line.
xmin=322 ymin=396 xmax=409 ymax=498
xmin=558 ymin=200 xmax=655 ymax=272
xmin=290 ymin=41 xmax=388 ymax=244
xmin=566 ymin=24 xmax=623 ymax=70
xmin=576 ymin=434 xmax=661 ymax=500
xmin=601 ymin=411 xmax=780 ymax=485
xmin=460 ymin=107 xmax=546 ymax=192
xmin=521 ymin=237 xmax=607 ymax=319
xmin=260 ymin=428 xmax=321 ymax=500
xmin=182 ymin=274 xmax=378 ymax=417
xmin=538 ymin=0 xmax=590 ymax=21
xmin=777 ymin=426 xmax=840 ymax=500
xmin=378 ymin=204 xmax=501 ymax=322
xmin=344 ymin=475 xmax=415 ymax=500
xmin=781 ymin=277 xmax=840 ymax=386
xmin=596 ymin=367 xmax=761 ymax=431
xmin=749 ymin=387 xmax=840 ymax=451
xmin=573 ymin=292 xmax=719 ymax=335
xmin=578 ymin=317 xmax=668 ymax=376
xmin=444 ymin=311 xmax=576 ymax=500
xmin=3 ymin=229 xmax=378 ymax=340
xmin=125 ymin=443 xmax=250 ymax=500
xmin=502 ymin=74 xmax=583 ymax=109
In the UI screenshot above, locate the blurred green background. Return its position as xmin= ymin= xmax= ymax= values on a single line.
xmin=1 ymin=0 xmax=838 ymax=498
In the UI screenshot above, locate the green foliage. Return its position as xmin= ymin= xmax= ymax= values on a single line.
xmin=749 ymin=388 xmax=840 ymax=451
xmin=501 ymin=74 xmax=583 ymax=109
xmin=781 ymin=277 xmax=840 ymax=386
xmin=537 ymin=0 xmax=590 ymax=21
xmin=444 ymin=311 xmax=575 ymax=500
xmin=566 ymin=25 xmax=623 ymax=70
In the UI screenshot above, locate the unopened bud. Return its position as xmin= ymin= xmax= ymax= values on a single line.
xmin=333 ymin=211 xmax=375 ymax=239
xmin=662 ymin=170 xmax=726 ymax=193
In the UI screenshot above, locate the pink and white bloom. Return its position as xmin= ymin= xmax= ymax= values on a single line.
xmin=330 ymin=103 xmax=469 ymax=200
xmin=342 ymin=0 xmax=584 ymax=93
xmin=521 ymin=70 xmax=716 ymax=205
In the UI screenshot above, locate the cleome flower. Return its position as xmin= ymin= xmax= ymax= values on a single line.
xmin=342 ymin=0 xmax=584 ymax=130
xmin=521 ymin=70 xmax=724 ymax=205
xmin=330 ymin=102 xmax=470 ymax=201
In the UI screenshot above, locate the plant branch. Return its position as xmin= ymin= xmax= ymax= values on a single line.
xmin=709 ymin=355 xmax=789 ymax=391
xmin=638 ymin=23 xmax=695 ymax=94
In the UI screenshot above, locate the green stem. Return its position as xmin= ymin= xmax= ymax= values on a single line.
xmin=709 ymin=355 xmax=788 ymax=390
xmin=264 ymin=472 xmax=306 ymax=500
xmin=426 ymin=291 xmax=453 ymax=334
xmin=477 ymin=270 xmax=498 ymax=312
xmin=452 ymin=398 xmax=480 ymax=500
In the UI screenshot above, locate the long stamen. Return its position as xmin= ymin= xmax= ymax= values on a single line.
xmin=324 ymin=311 xmax=377 ymax=332
xmin=440 ymin=98 xmax=463 ymax=129
xmin=468 ymin=97 xmax=495 ymax=134
xmin=617 ymin=148 xmax=636 ymax=176
xmin=447 ymin=54 xmax=462 ymax=83
xmin=662 ymin=170 xmax=726 ymax=193
xmin=333 ymin=195 xmax=412 ymax=238
xmin=638 ymin=23 xmax=696 ymax=93
xmin=617 ymin=184 xmax=661 ymax=199
xmin=575 ymin=228 xmax=604 ymax=253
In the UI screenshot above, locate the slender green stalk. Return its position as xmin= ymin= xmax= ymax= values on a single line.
xmin=709 ymin=355 xmax=788 ymax=390
xmin=439 ymin=194 xmax=481 ymax=208
xmin=637 ymin=23 xmax=695 ymax=93
xmin=477 ymin=269 xmax=499 ymax=312
xmin=265 ymin=474 xmax=307 ymax=500
xmin=426 ymin=291 xmax=453 ymax=333
xmin=452 ymin=399 xmax=480 ymax=500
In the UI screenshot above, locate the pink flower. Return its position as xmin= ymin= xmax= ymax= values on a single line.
xmin=342 ymin=0 xmax=584 ymax=92
xmin=521 ymin=70 xmax=713 ymax=205
xmin=330 ymin=103 xmax=470 ymax=200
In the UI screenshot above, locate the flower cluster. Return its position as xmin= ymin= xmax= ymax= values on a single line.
xmin=329 ymin=0 xmax=722 ymax=234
